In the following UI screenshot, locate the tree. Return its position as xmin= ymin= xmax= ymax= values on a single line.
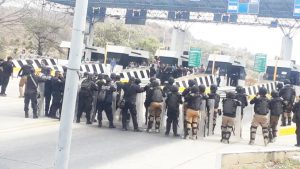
xmin=23 ymin=17 xmax=61 ymax=56
xmin=135 ymin=37 xmax=160 ymax=56
xmin=0 ymin=0 xmax=31 ymax=27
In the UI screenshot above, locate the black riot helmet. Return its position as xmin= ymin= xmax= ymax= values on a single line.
xmin=98 ymin=74 xmax=104 ymax=80
xmin=106 ymin=77 xmax=112 ymax=84
xmin=210 ymin=84 xmax=218 ymax=93
xmin=226 ymin=91 xmax=236 ymax=99
xmin=168 ymin=77 xmax=175 ymax=85
xmin=150 ymin=77 xmax=156 ymax=83
xmin=284 ymin=79 xmax=291 ymax=85
xmin=115 ymin=75 xmax=121 ymax=81
xmin=276 ymin=83 xmax=283 ymax=90
xmin=259 ymin=87 xmax=268 ymax=96
xmin=171 ymin=85 xmax=179 ymax=93
xmin=129 ymin=77 xmax=135 ymax=84
xmin=236 ymin=86 xmax=243 ymax=94
xmin=110 ymin=73 xmax=117 ymax=80
xmin=135 ymin=78 xmax=141 ymax=85
xmin=191 ymin=86 xmax=199 ymax=94
xmin=271 ymin=90 xmax=279 ymax=98
xmin=188 ymin=79 xmax=196 ymax=87
xmin=152 ymin=80 xmax=160 ymax=87
xmin=199 ymin=84 xmax=206 ymax=93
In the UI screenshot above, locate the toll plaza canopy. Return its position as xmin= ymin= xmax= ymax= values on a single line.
xmin=49 ymin=0 xmax=298 ymax=19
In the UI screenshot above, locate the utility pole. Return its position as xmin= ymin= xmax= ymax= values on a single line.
xmin=53 ymin=0 xmax=89 ymax=169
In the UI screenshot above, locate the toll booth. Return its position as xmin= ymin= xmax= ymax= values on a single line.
xmin=129 ymin=49 xmax=149 ymax=66
xmin=265 ymin=60 xmax=292 ymax=82
xmin=155 ymin=50 xmax=179 ymax=66
xmin=206 ymin=54 xmax=246 ymax=87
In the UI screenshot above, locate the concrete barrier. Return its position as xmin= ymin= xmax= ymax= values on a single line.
xmin=217 ymin=149 xmax=300 ymax=169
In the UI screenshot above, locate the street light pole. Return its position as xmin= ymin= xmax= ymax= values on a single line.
xmin=53 ymin=0 xmax=89 ymax=169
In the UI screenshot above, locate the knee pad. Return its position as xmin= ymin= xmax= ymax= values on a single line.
xmin=221 ymin=125 xmax=227 ymax=132
xmin=155 ymin=116 xmax=161 ymax=122
xmin=149 ymin=115 xmax=154 ymax=122
xmin=192 ymin=122 xmax=198 ymax=128
xmin=250 ymin=126 xmax=257 ymax=132
xmin=186 ymin=122 xmax=192 ymax=129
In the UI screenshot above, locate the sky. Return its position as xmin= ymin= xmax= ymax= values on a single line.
xmin=189 ymin=23 xmax=300 ymax=64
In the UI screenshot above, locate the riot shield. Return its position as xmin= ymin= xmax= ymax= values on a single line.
xmin=233 ymin=106 xmax=242 ymax=142
xmin=207 ymin=99 xmax=215 ymax=136
xmin=90 ymin=91 xmax=98 ymax=124
xmin=198 ymin=99 xmax=207 ymax=138
xmin=37 ymin=82 xmax=45 ymax=117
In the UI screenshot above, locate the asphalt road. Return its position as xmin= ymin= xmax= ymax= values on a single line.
xmin=0 ymin=78 xmax=298 ymax=169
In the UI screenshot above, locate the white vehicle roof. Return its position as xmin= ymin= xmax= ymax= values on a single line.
xmin=232 ymin=59 xmax=246 ymax=67
xmin=267 ymin=60 xmax=293 ymax=68
xmin=155 ymin=50 xmax=178 ymax=58
xmin=292 ymin=64 xmax=300 ymax=72
xmin=208 ymin=54 xmax=233 ymax=63
xmin=107 ymin=45 xmax=131 ymax=55
xmin=130 ymin=50 xmax=150 ymax=59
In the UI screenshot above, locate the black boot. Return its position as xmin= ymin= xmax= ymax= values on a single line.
xmin=98 ymin=121 xmax=102 ymax=127
xmin=109 ymin=121 xmax=116 ymax=128
xmin=25 ymin=111 xmax=29 ymax=118
xmin=184 ymin=128 xmax=190 ymax=139
xmin=173 ymin=120 xmax=180 ymax=137
xmin=165 ymin=121 xmax=171 ymax=136
xmin=33 ymin=112 xmax=38 ymax=119
xmin=147 ymin=121 xmax=153 ymax=132
xmin=288 ymin=117 xmax=292 ymax=126
xmin=296 ymin=135 xmax=300 ymax=147
xmin=281 ymin=116 xmax=286 ymax=126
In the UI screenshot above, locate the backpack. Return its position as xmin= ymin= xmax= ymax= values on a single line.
xmin=223 ymin=99 xmax=236 ymax=115
xmin=256 ymin=97 xmax=269 ymax=115
xmin=282 ymin=86 xmax=294 ymax=101
xmin=152 ymin=87 xmax=163 ymax=102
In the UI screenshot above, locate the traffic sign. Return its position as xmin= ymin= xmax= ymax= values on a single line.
xmin=254 ymin=53 xmax=267 ymax=73
xmin=188 ymin=48 xmax=201 ymax=67
xmin=228 ymin=0 xmax=260 ymax=14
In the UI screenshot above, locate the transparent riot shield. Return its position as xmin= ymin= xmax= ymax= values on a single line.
xmin=38 ymin=82 xmax=45 ymax=117
xmin=198 ymin=99 xmax=207 ymax=139
xmin=134 ymin=92 xmax=146 ymax=129
xmin=233 ymin=106 xmax=242 ymax=142
xmin=178 ymin=104 xmax=184 ymax=135
xmin=181 ymin=103 xmax=187 ymax=136
xmin=90 ymin=91 xmax=98 ymax=124
xmin=160 ymin=99 xmax=167 ymax=131
xmin=207 ymin=99 xmax=215 ymax=136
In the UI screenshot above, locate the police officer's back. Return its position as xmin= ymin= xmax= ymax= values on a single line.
xmin=235 ymin=86 xmax=248 ymax=118
xmin=292 ymin=97 xmax=300 ymax=146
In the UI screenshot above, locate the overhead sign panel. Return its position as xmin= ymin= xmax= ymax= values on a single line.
xmin=294 ymin=0 xmax=300 ymax=17
xmin=228 ymin=0 xmax=260 ymax=14
xmin=254 ymin=53 xmax=267 ymax=73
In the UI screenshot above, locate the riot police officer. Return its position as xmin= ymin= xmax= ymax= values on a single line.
xmin=18 ymin=60 xmax=34 ymax=97
xmin=279 ymin=80 xmax=296 ymax=126
xmin=97 ymin=77 xmax=116 ymax=128
xmin=24 ymin=69 xmax=47 ymax=118
xmin=182 ymin=80 xmax=196 ymax=136
xmin=184 ymin=86 xmax=202 ymax=140
xmin=77 ymin=74 xmax=98 ymax=124
xmin=49 ymin=71 xmax=64 ymax=119
xmin=221 ymin=92 xmax=240 ymax=144
xmin=235 ymin=86 xmax=248 ymax=119
xmin=208 ymin=84 xmax=220 ymax=134
xmin=144 ymin=77 xmax=156 ymax=125
xmin=163 ymin=77 xmax=175 ymax=97
xmin=249 ymin=87 xmax=270 ymax=146
xmin=269 ymin=91 xmax=284 ymax=143
xmin=120 ymin=77 xmax=145 ymax=131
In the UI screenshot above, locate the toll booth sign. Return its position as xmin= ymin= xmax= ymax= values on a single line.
xmin=254 ymin=54 xmax=267 ymax=73
xmin=294 ymin=0 xmax=300 ymax=17
xmin=188 ymin=48 xmax=201 ymax=67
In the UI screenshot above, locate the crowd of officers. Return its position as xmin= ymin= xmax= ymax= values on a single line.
xmin=16 ymin=61 xmax=300 ymax=147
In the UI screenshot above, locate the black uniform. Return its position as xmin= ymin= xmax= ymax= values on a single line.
xmin=208 ymin=92 xmax=220 ymax=134
xmin=292 ymin=101 xmax=300 ymax=146
xmin=165 ymin=89 xmax=182 ymax=136
xmin=49 ymin=76 xmax=65 ymax=118
xmin=44 ymin=76 xmax=52 ymax=116
xmin=235 ymin=92 xmax=248 ymax=118
xmin=24 ymin=74 xmax=47 ymax=118
xmin=97 ymin=83 xmax=116 ymax=128
xmin=18 ymin=64 xmax=34 ymax=77
xmin=120 ymin=82 xmax=144 ymax=131
xmin=279 ymin=84 xmax=296 ymax=126
xmin=144 ymin=82 xmax=154 ymax=125
xmin=77 ymin=79 xmax=98 ymax=124
xmin=0 ymin=60 xmax=13 ymax=95
xmin=268 ymin=96 xmax=284 ymax=142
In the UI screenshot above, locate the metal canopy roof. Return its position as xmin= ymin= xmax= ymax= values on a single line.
xmin=48 ymin=0 xmax=296 ymax=19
